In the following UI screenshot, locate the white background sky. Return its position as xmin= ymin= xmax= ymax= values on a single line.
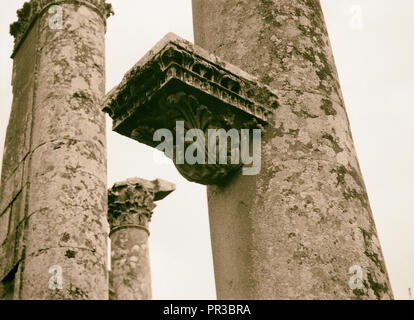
xmin=0 ymin=0 xmax=413 ymax=300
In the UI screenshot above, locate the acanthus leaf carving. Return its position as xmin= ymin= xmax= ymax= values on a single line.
xmin=104 ymin=33 xmax=278 ymax=185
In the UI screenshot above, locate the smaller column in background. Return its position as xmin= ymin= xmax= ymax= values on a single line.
xmin=108 ymin=178 xmax=175 ymax=300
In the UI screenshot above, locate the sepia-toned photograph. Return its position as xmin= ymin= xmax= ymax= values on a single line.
xmin=0 ymin=0 xmax=412 ymax=310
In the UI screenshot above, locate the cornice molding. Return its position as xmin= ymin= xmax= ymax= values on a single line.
xmin=103 ymin=33 xmax=279 ymax=185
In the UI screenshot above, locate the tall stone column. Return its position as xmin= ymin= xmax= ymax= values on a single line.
xmin=192 ymin=0 xmax=393 ymax=299
xmin=108 ymin=178 xmax=175 ymax=300
xmin=0 ymin=1 xmax=113 ymax=299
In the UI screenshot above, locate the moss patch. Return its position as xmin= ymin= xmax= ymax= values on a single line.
xmin=367 ymin=273 xmax=389 ymax=300
xmin=65 ymin=250 xmax=76 ymax=259
xmin=322 ymin=133 xmax=343 ymax=154
xmin=61 ymin=233 xmax=70 ymax=242
xmin=320 ymin=98 xmax=337 ymax=116
xmin=364 ymin=250 xmax=385 ymax=274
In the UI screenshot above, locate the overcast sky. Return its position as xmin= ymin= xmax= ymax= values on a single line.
xmin=0 ymin=0 xmax=413 ymax=300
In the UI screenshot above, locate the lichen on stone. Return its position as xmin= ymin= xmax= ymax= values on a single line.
xmin=10 ymin=0 xmax=114 ymax=48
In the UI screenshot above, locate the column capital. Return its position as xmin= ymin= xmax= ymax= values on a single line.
xmin=10 ymin=0 xmax=114 ymax=54
xmin=108 ymin=178 xmax=175 ymax=235
xmin=103 ymin=33 xmax=279 ymax=185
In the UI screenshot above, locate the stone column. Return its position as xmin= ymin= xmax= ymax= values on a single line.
xmin=108 ymin=178 xmax=175 ymax=300
xmin=0 ymin=1 xmax=113 ymax=299
xmin=192 ymin=0 xmax=393 ymax=299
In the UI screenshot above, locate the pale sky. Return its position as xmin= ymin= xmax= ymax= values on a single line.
xmin=0 ymin=0 xmax=413 ymax=300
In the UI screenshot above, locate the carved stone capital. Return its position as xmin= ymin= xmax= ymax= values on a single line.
xmin=10 ymin=0 xmax=114 ymax=54
xmin=156 ymin=91 xmax=247 ymax=185
xmin=104 ymin=33 xmax=279 ymax=185
xmin=108 ymin=178 xmax=175 ymax=235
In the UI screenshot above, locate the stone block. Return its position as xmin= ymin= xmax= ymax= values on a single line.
xmin=0 ymin=161 xmax=24 ymax=215
xmin=104 ymin=33 xmax=278 ymax=185
xmin=0 ymin=208 xmax=10 ymax=247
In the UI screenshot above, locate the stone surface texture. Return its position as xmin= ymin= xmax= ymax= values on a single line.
xmin=193 ymin=0 xmax=393 ymax=299
xmin=0 ymin=0 xmax=112 ymax=299
xmin=108 ymin=178 xmax=175 ymax=300
xmin=104 ymin=33 xmax=278 ymax=185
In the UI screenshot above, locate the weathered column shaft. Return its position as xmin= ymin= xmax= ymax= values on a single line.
xmin=193 ymin=0 xmax=393 ymax=299
xmin=108 ymin=178 xmax=175 ymax=300
xmin=0 ymin=0 xmax=112 ymax=299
